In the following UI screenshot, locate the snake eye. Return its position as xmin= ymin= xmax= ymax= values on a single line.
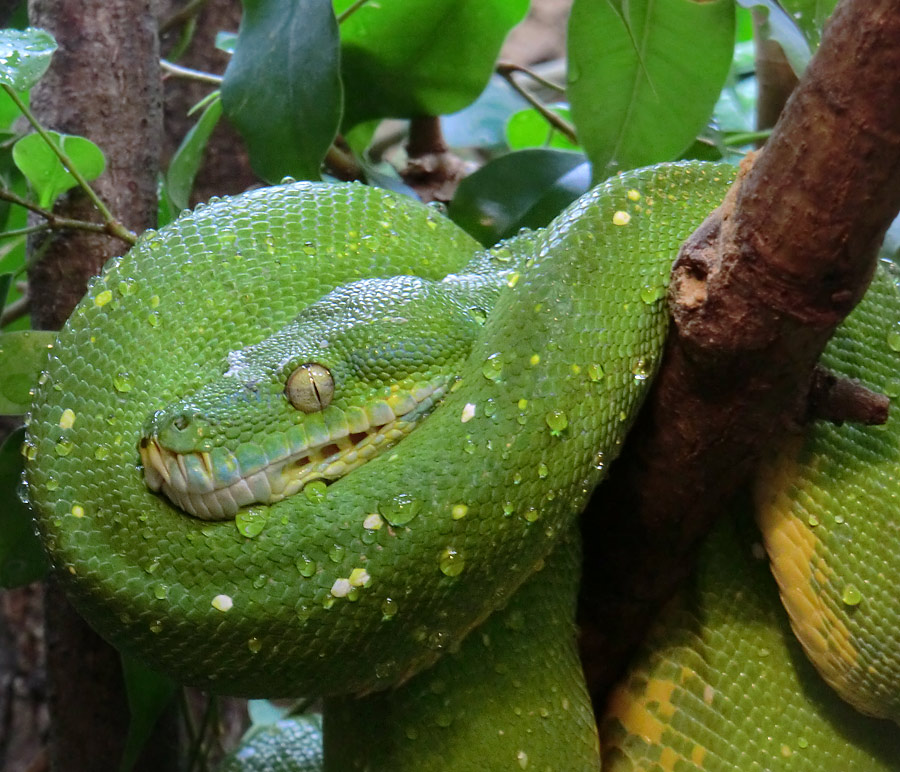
xmin=285 ymin=363 xmax=334 ymax=413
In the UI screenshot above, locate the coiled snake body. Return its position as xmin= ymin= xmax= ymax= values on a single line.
xmin=25 ymin=163 xmax=900 ymax=769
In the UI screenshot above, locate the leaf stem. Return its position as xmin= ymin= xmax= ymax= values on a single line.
xmin=160 ymin=0 xmax=209 ymax=34
xmin=0 ymin=294 xmax=29 ymax=326
xmin=496 ymin=64 xmax=578 ymax=145
xmin=497 ymin=61 xmax=566 ymax=94
xmin=722 ymin=129 xmax=772 ymax=146
xmin=337 ymin=0 xmax=373 ymax=23
xmin=0 ymin=223 xmax=50 ymax=239
xmin=0 ymin=187 xmax=133 ymax=240
xmin=160 ymin=59 xmax=223 ymax=86
xmin=324 ymin=143 xmax=364 ymax=182
xmin=1 ymin=84 xmax=137 ymax=245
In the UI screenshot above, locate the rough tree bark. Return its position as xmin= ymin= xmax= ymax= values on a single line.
xmin=580 ymin=0 xmax=900 ymax=703
xmin=24 ymin=1 xmax=173 ymax=770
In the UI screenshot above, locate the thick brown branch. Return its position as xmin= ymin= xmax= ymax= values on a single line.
xmin=580 ymin=0 xmax=900 ymax=703
xmin=806 ymin=365 xmax=889 ymax=425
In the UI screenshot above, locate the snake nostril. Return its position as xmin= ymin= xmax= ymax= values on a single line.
xmin=173 ymin=414 xmax=190 ymax=431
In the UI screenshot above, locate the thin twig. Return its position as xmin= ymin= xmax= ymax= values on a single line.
xmin=324 ymin=143 xmax=365 ymax=182
xmin=0 ymin=85 xmax=137 ymax=245
xmin=0 ymin=294 xmax=29 ymax=326
xmin=0 ymin=224 xmax=50 ymax=239
xmin=160 ymin=58 xmax=223 ymax=86
xmin=160 ymin=0 xmax=209 ymax=34
xmin=495 ymin=64 xmax=578 ymax=145
xmin=0 ymin=188 xmax=130 ymax=237
xmin=497 ymin=61 xmax=567 ymax=94
xmin=0 ymin=187 xmax=49 ymax=217
xmin=337 ymin=0 xmax=373 ymax=23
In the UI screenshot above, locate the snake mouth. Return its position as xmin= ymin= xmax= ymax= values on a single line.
xmin=139 ymin=381 xmax=448 ymax=520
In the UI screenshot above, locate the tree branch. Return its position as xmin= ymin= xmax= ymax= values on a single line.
xmin=579 ymin=0 xmax=900 ymax=702
xmin=401 ymin=116 xmax=471 ymax=203
xmin=806 ymin=365 xmax=889 ymax=425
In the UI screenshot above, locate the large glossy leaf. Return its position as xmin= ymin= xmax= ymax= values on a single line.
xmin=568 ymin=0 xmax=734 ymax=181
xmin=166 ymin=95 xmax=222 ymax=211
xmin=222 ymin=0 xmax=342 ymax=182
xmin=12 ymin=131 xmax=105 ymax=208
xmin=778 ymin=0 xmax=838 ymax=49
xmin=506 ymin=106 xmax=579 ymax=151
xmin=336 ymin=0 xmax=529 ymax=128
xmin=736 ymin=0 xmax=812 ymax=75
xmin=0 ymin=427 xmax=48 ymax=588
xmin=449 ymin=149 xmax=590 ymax=246
xmin=0 ymin=27 xmax=56 ymax=91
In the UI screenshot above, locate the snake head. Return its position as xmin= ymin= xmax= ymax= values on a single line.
xmin=139 ymin=275 xmax=484 ymax=520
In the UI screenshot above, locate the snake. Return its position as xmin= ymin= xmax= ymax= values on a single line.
xmin=22 ymin=161 xmax=899 ymax=769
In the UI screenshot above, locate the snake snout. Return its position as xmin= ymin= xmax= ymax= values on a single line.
xmin=139 ymin=379 xmax=452 ymax=521
xmin=145 ymin=407 xmax=215 ymax=454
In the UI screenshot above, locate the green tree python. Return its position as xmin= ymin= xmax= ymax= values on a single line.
xmin=23 ymin=162 xmax=900 ymax=769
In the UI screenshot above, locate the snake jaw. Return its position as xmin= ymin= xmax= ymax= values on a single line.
xmin=139 ymin=381 xmax=449 ymax=521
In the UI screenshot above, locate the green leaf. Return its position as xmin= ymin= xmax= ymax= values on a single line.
xmin=119 ymin=655 xmax=176 ymax=772
xmin=0 ymin=27 xmax=56 ymax=91
xmin=166 ymin=95 xmax=223 ymax=211
xmin=568 ymin=0 xmax=734 ymax=181
xmin=506 ymin=106 xmax=580 ymax=152
xmin=736 ymin=0 xmax=811 ymax=75
xmin=12 ymin=131 xmax=105 ymax=208
xmin=215 ymin=30 xmax=237 ymax=54
xmin=0 ymin=330 xmax=55 ymax=414
xmin=777 ymin=0 xmax=838 ymax=50
xmin=222 ymin=0 xmax=342 ymax=182
xmin=336 ymin=0 xmax=529 ymax=128
xmin=449 ymin=149 xmax=590 ymax=246
xmin=156 ymin=176 xmax=176 ymax=229
xmin=736 ymin=6 xmax=755 ymax=42
xmin=343 ymin=118 xmax=378 ymax=156
xmin=0 ymin=85 xmax=26 ymax=130
xmin=0 ymin=427 xmax=48 ymax=588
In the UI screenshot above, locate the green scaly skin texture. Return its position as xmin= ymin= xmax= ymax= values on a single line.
xmin=756 ymin=262 xmax=900 ymax=724
xmin=323 ymin=530 xmax=600 ymax=771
